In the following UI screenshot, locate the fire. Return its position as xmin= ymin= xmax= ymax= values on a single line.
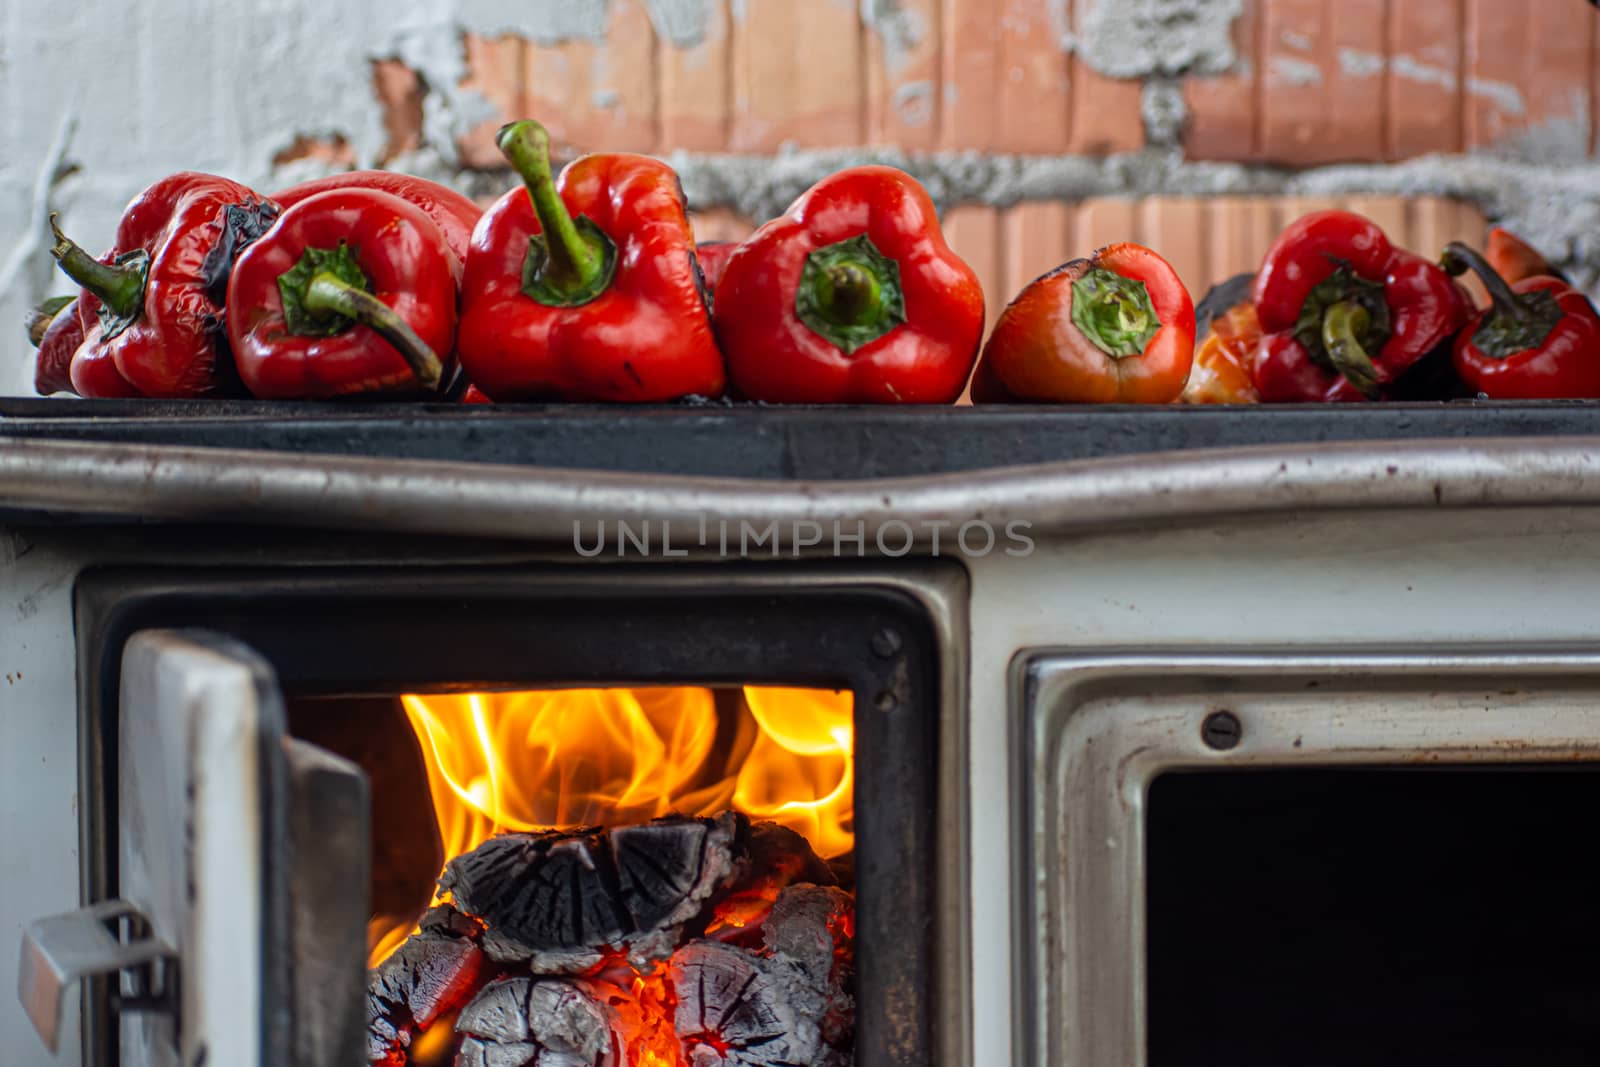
xmin=371 ymin=685 xmax=853 ymax=965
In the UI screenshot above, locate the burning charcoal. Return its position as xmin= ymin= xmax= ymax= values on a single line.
xmin=440 ymin=830 xmax=630 ymax=953
xmin=744 ymin=821 xmax=836 ymax=891
xmin=367 ymin=905 xmax=486 ymax=1065
xmin=612 ymin=811 xmax=745 ymax=937
xmin=670 ymin=941 xmax=827 ymax=1066
xmin=763 ymin=885 xmax=856 ymax=1049
xmin=454 ymin=977 xmax=620 ymax=1067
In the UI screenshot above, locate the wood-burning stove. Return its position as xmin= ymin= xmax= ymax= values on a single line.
xmin=34 ymin=565 xmax=958 ymax=1067
xmin=11 ymin=402 xmax=1600 ymax=1067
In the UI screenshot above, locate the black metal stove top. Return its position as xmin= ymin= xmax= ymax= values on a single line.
xmin=5 ymin=397 xmax=1600 ymax=479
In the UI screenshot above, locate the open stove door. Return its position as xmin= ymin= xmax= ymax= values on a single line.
xmin=21 ymin=630 xmax=370 ymax=1067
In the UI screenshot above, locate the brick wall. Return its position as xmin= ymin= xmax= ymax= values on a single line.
xmin=6 ymin=0 xmax=1599 ymax=396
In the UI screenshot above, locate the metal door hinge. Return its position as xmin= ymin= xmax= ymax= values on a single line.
xmin=18 ymin=900 xmax=177 ymax=1053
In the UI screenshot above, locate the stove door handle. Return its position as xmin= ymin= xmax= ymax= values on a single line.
xmin=17 ymin=899 xmax=176 ymax=1054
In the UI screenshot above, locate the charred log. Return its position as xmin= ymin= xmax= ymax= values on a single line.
xmin=367 ymin=905 xmax=486 ymax=1065
xmin=440 ymin=814 xmax=748 ymax=962
xmin=440 ymin=829 xmax=630 ymax=953
xmin=671 ymin=941 xmax=825 ymax=1066
xmin=454 ymin=976 xmax=621 ymax=1067
xmin=743 ymin=822 xmax=836 ymax=892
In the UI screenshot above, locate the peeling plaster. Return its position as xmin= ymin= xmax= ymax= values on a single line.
xmin=1071 ymin=0 xmax=1244 ymax=79
xmin=644 ymin=0 xmax=713 ymax=48
xmin=1267 ymin=55 xmax=1323 ymax=87
xmin=862 ymin=0 xmax=926 ymax=75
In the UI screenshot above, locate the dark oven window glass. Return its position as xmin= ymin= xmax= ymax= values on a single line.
xmin=1147 ymin=768 xmax=1600 ymax=1067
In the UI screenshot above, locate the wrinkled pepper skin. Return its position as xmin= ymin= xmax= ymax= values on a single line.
xmin=714 ymin=167 xmax=983 ymax=404
xmin=1486 ymin=226 xmax=1565 ymax=285
xmin=458 ymin=121 xmax=724 ymax=402
xmin=226 ymin=188 xmax=457 ymax=399
xmin=1251 ymin=210 xmax=1469 ymax=402
xmin=48 ymin=172 xmax=278 ymax=397
xmin=972 ymin=242 xmax=1194 ymax=404
xmin=1441 ymin=242 xmax=1600 ymax=399
xmin=30 ymin=297 xmax=85 ymax=396
xmin=273 ymin=171 xmax=481 ymax=273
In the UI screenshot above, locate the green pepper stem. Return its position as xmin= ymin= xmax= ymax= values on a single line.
xmin=302 ymin=272 xmax=443 ymax=389
xmin=48 ymin=214 xmax=145 ymax=318
xmin=815 ymin=263 xmax=887 ymax=327
xmin=1440 ymin=240 xmax=1531 ymax=323
xmin=1321 ymin=300 xmax=1381 ymax=396
xmin=496 ymin=120 xmax=606 ymax=297
xmin=25 ymin=295 xmax=74 ymax=348
xmin=1070 ymin=267 xmax=1161 ymax=358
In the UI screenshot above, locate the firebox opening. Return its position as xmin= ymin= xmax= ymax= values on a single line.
xmin=1146 ymin=767 xmax=1600 ymax=1067
xmin=288 ymin=684 xmax=857 ymax=1067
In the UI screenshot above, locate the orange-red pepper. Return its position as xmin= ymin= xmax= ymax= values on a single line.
xmin=972 ymin=243 xmax=1195 ymax=403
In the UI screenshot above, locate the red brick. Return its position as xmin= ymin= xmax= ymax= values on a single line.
xmin=1073 ymin=198 xmax=1140 ymax=259
xmin=272 ymin=134 xmax=355 ymax=169
xmin=689 ymin=208 xmax=757 ymax=244
xmin=1386 ymin=0 xmax=1463 ymax=158
xmin=1465 ymin=0 xmax=1595 ymax=157
xmin=458 ymin=34 xmax=524 ymax=169
xmin=940 ymin=0 xmax=1001 ymax=150
xmin=1067 ymin=62 xmax=1145 ymax=155
xmin=525 ymin=0 xmax=659 ymax=154
xmin=372 ymin=59 xmax=425 ymax=164
xmin=867 ymin=0 xmax=941 ymax=149
xmin=943 ymin=205 xmax=1003 ymax=332
xmin=1001 ymin=201 xmax=1073 ymax=305
xmin=730 ymin=0 xmax=863 ymax=151
xmin=1203 ymin=198 xmax=1276 ymax=282
xmin=1259 ymin=0 xmax=1385 ymax=165
xmin=994 ymin=0 xmax=1070 ymax=153
xmin=1137 ymin=197 xmax=1208 ymax=302
xmin=1183 ymin=0 xmax=1260 ymax=161
xmin=660 ymin=0 xmax=731 ymax=151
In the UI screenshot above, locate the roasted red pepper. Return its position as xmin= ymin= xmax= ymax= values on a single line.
xmin=1485 ymin=226 xmax=1565 ymax=286
xmin=273 ymin=171 xmax=481 ymax=273
xmin=46 ymin=172 xmax=279 ymax=397
xmin=695 ymin=241 xmax=739 ymax=299
xmin=1439 ymin=241 xmax=1600 ymax=399
xmin=27 ymin=296 xmax=82 ymax=396
xmin=1251 ymin=210 xmax=1469 ymax=402
xmin=225 ymin=188 xmax=456 ymax=399
xmin=457 ymin=121 xmax=723 ymax=402
xmin=713 ymin=166 xmax=983 ymax=404
xmin=971 ymin=243 xmax=1194 ymax=403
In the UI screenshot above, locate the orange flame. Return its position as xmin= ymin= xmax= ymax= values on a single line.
xmin=370 ymin=686 xmax=853 ymax=965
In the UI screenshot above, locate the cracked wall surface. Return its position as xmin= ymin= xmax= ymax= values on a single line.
xmin=5 ymin=0 xmax=1600 ymax=396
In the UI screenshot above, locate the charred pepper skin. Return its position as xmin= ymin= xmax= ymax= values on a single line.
xmin=1251 ymin=210 xmax=1469 ymax=403
xmin=457 ymin=121 xmax=724 ymax=403
xmin=47 ymin=172 xmax=278 ymax=398
xmin=1442 ymin=241 xmax=1600 ymax=399
xmin=29 ymin=297 xmax=85 ymax=396
xmin=272 ymin=171 xmax=482 ymax=274
xmin=226 ymin=188 xmax=456 ymax=399
xmin=972 ymin=242 xmax=1195 ymax=404
xmin=713 ymin=166 xmax=984 ymax=404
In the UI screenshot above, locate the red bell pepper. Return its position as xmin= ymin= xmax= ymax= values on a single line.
xmin=272 ymin=171 xmax=481 ymax=273
xmin=225 ymin=188 xmax=456 ymax=399
xmin=971 ymin=242 xmax=1195 ymax=404
xmin=26 ymin=296 xmax=82 ymax=396
xmin=1439 ymin=241 xmax=1600 ymax=399
xmin=695 ymin=241 xmax=739 ymax=299
xmin=1485 ymin=226 xmax=1565 ymax=286
xmin=45 ymin=172 xmax=279 ymax=397
xmin=1251 ymin=210 xmax=1470 ymax=402
xmin=456 ymin=121 xmax=723 ymax=402
xmin=712 ymin=166 xmax=983 ymax=404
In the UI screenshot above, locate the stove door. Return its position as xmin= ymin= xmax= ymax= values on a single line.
xmin=118 ymin=629 xmax=368 ymax=1067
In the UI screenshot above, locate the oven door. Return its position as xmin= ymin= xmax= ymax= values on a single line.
xmin=21 ymin=629 xmax=368 ymax=1067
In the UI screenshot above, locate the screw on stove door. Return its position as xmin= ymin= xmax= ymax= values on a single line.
xmin=1201 ymin=710 xmax=1242 ymax=751
xmin=870 ymin=627 xmax=903 ymax=658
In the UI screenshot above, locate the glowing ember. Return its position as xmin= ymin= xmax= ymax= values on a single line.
xmin=371 ymin=686 xmax=854 ymax=967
